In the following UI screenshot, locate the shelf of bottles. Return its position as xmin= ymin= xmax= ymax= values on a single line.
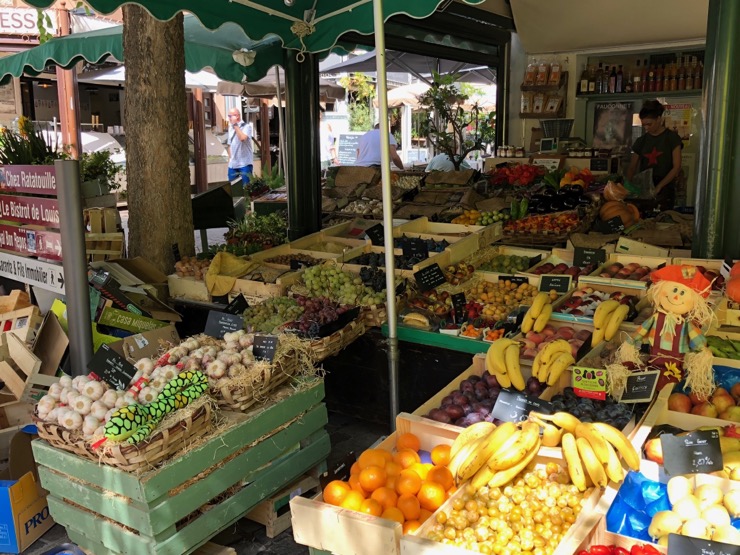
xmin=575 ymin=51 xmax=704 ymax=98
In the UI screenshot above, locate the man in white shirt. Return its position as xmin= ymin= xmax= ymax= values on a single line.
xmin=425 ymin=153 xmax=471 ymax=172
xmin=227 ymin=108 xmax=253 ymax=184
xmin=355 ymin=123 xmax=404 ymax=169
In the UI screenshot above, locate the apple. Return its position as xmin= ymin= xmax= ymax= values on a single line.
xmin=692 ymin=402 xmax=719 ymax=418
xmin=712 ymin=393 xmax=737 ymax=414
xmin=668 ymin=393 xmax=693 ymax=413
xmin=557 ymin=327 xmax=575 ymax=340
xmin=690 ymin=392 xmax=709 ymax=405
xmin=715 ymin=387 xmax=731 ymax=397
xmin=730 ymin=382 xmax=740 ymax=400
xmin=644 ymin=438 xmax=664 ymax=464
xmin=720 ymin=406 xmax=740 ymax=423
xmin=541 ymin=327 xmax=556 ymax=337
xmin=526 ymin=332 xmax=544 ymax=345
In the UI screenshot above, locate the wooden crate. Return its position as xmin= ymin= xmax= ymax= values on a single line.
xmin=395 ymin=217 xmax=503 ymax=249
xmin=475 ymin=245 xmax=552 ymax=283
xmin=229 ymin=267 xmax=304 ymax=305
xmin=0 ymin=402 xmax=35 ymax=471
xmin=168 ymin=274 xmax=211 ymax=302
xmin=84 ymin=207 xmax=124 ymax=261
xmin=580 ymin=253 xmax=672 ymax=290
xmin=291 ymin=413 xmax=460 ymax=555
xmin=244 ymin=473 xmax=320 ymax=538
xmin=0 ymin=331 xmax=58 ymax=407
xmin=0 ymin=305 xmax=43 ymax=343
xmin=550 ymin=280 xmax=647 ymax=332
xmin=0 ymin=289 xmax=31 ymax=314
xmin=33 ymin=379 xmax=330 ymax=555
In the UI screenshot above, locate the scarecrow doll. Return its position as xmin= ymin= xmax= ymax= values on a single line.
xmin=608 ymin=265 xmax=715 ymax=398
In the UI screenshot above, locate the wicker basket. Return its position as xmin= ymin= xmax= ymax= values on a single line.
xmin=361 ymin=303 xmax=389 ymax=327
xmin=310 ymin=318 xmax=366 ymax=362
xmin=33 ymin=402 xmax=213 ymax=473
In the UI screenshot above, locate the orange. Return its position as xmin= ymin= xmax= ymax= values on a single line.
xmin=358 ymin=449 xmax=387 ymax=470
xmin=380 ymin=449 xmax=394 ymax=463
xmin=396 ymin=469 xmax=422 ymax=496
xmin=431 ymin=444 xmax=451 ymax=466
xmin=381 ymin=506 xmax=405 ymax=524
xmin=371 ymin=486 xmax=398 ymax=511
xmin=393 ymin=448 xmax=421 ymax=469
xmin=427 ymin=466 xmax=454 ymax=491
xmin=396 ymin=432 xmax=421 ymax=452
xmin=397 ymin=493 xmax=421 ymax=521
xmin=359 ymin=498 xmax=383 ymax=517
xmin=417 ymin=481 xmax=446 ymax=512
xmin=349 ymin=475 xmax=367 ymax=496
xmin=403 ymin=520 xmax=421 ymax=534
xmin=408 ymin=462 xmax=433 ymax=480
xmin=385 ymin=474 xmax=397 ymax=491
xmin=419 ymin=509 xmax=433 ymax=523
xmin=323 ymin=480 xmax=351 ymax=506
xmin=340 ymin=490 xmax=365 ymax=511
xmin=384 ymin=461 xmax=402 ymax=477
xmin=359 ymin=465 xmax=387 ymax=493
xmin=350 ymin=461 xmax=361 ymax=476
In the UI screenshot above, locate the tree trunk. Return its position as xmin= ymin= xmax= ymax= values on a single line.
xmin=123 ymin=6 xmax=194 ymax=273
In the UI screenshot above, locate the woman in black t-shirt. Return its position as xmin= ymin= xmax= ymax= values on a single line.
xmin=626 ymin=100 xmax=683 ymax=210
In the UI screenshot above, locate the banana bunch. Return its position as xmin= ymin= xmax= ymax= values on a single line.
xmin=448 ymin=421 xmax=542 ymax=489
xmin=591 ymin=299 xmax=630 ymax=347
xmin=521 ymin=292 xmax=553 ymax=334
xmin=529 ymin=411 xmax=640 ymax=491
xmin=485 ymin=338 xmax=525 ymax=390
xmin=531 ymin=339 xmax=575 ymax=386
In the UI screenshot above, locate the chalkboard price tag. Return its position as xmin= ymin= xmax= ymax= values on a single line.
xmin=414 ymin=263 xmax=447 ymax=292
xmin=365 ymin=224 xmax=385 ymax=246
xmin=668 ymin=533 xmax=740 ymax=555
xmin=619 ymin=370 xmax=660 ymax=403
xmin=87 ymin=343 xmax=137 ymax=391
xmin=539 ymin=274 xmax=572 ymax=294
xmin=224 ymin=294 xmax=249 ymax=315
xmin=403 ymin=238 xmax=429 ymax=261
xmin=492 ymin=390 xmax=552 ymax=423
xmin=498 ymin=275 xmax=528 ymax=286
xmin=253 ymin=334 xmax=279 ymax=361
xmin=573 ymin=247 xmax=607 ymax=268
xmin=204 ymin=310 xmax=244 ymax=339
xmin=290 ymin=259 xmax=309 ymax=270
xmin=452 ymin=292 xmax=466 ymax=323
xmin=572 ymin=366 xmax=607 ymax=400
xmin=594 ymin=216 xmax=625 ymax=234
xmin=660 ymin=429 xmax=723 ymax=476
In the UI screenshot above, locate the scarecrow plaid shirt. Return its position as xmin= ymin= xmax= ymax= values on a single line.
xmin=632 ymin=312 xmax=706 ymax=354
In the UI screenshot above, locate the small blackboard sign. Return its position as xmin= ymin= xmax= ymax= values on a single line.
xmin=402 ymin=238 xmax=429 ymax=260
xmin=573 ymin=247 xmax=606 ymax=268
xmin=660 ymin=429 xmax=723 ymax=476
xmin=539 ymin=275 xmax=572 ymax=294
xmin=365 ymin=224 xmax=385 ymax=246
xmin=498 ymin=275 xmax=528 ymax=286
xmin=171 ymin=243 xmax=181 ymax=263
xmin=204 ymin=310 xmax=244 ymax=339
xmin=414 ymin=263 xmax=447 ymax=292
xmin=594 ymin=216 xmax=625 ymax=234
xmin=224 ymin=294 xmax=249 ymax=315
xmin=619 ymin=370 xmax=660 ymax=403
xmin=320 ymin=451 xmax=356 ymax=490
xmin=492 ymin=390 xmax=552 ymax=423
xmin=667 ymin=533 xmax=740 ymax=555
xmin=589 ymin=158 xmax=610 ymax=173
xmin=253 ymin=334 xmax=279 ymax=361
xmin=290 ymin=259 xmax=309 ymax=270
xmin=87 ymin=344 xmax=137 ymax=391
xmin=452 ymin=292 xmax=466 ymax=323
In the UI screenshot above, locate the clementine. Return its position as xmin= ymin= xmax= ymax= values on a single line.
xmin=396 ymin=469 xmax=422 ymax=496
xmin=396 ymin=432 xmax=421 ymax=452
xmin=393 ymin=448 xmax=421 ymax=469
xmin=359 ymin=498 xmax=383 ymax=517
xmin=403 ymin=520 xmax=421 ymax=534
xmin=340 ymin=490 xmax=365 ymax=511
xmin=417 ymin=481 xmax=446 ymax=512
xmin=397 ymin=493 xmax=421 ymax=521
xmin=348 ymin=474 xmax=367 ymax=496
xmin=408 ymin=462 xmax=433 ymax=480
xmin=370 ymin=486 xmax=398 ymax=511
xmin=427 ymin=466 xmax=454 ymax=491
xmin=431 ymin=444 xmax=451 ymax=466
xmin=419 ymin=509 xmax=433 ymax=523
xmin=381 ymin=506 xmax=405 ymax=524
xmin=358 ymin=449 xmax=387 ymax=470
xmin=322 ymin=480 xmax=351 ymax=507
xmin=358 ymin=465 xmax=387 ymax=493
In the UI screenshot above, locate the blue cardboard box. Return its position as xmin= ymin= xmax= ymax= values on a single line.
xmin=0 ymin=471 xmax=52 ymax=553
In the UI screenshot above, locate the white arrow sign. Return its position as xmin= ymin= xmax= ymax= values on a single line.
xmin=0 ymin=251 xmax=65 ymax=293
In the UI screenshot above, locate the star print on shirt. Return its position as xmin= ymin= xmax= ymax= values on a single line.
xmin=643 ymin=147 xmax=663 ymax=166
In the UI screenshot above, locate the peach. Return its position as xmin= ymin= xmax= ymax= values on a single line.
xmin=731 ymin=382 xmax=740 ymax=400
xmin=720 ymin=406 xmax=740 ymax=423
xmin=715 ymin=387 xmax=731 ymax=397
xmin=522 ymin=348 xmax=538 ymax=360
xmin=644 ymin=438 xmax=663 ymax=464
xmin=712 ymin=394 xmax=737 ymax=414
xmin=667 ymin=393 xmax=693 ymax=413
xmin=522 ymin=339 xmax=537 ymax=350
xmin=526 ymin=332 xmax=544 ymax=345
xmin=691 ymin=402 xmax=718 ymax=418
xmin=541 ymin=327 xmax=556 ymax=337
xmin=689 ymin=392 xmax=708 ymax=405
xmin=556 ymin=327 xmax=575 ymax=340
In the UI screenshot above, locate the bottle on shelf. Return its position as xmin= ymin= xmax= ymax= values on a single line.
xmin=655 ymin=64 xmax=664 ymax=92
xmin=616 ymin=65 xmax=624 ymax=93
xmin=624 ymin=66 xmax=633 ymax=93
xmin=579 ymin=63 xmax=589 ymax=94
xmin=686 ymin=57 xmax=695 ymax=90
xmin=632 ymin=59 xmax=641 ymax=92
xmin=677 ymin=56 xmax=686 ymax=90
xmin=588 ymin=65 xmax=597 ymax=93
xmin=595 ymin=63 xmax=604 ymax=94
xmin=602 ymin=65 xmax=610 ymax=94
xmin=640 ymin=59 xmax=649 ymax=93
xmin=608 ymin=65 xmax=617 ymax=93
xmin=695 ymin=60 xmax=703 ymax=89
xmin=670 ymin=61 xmax=678 ymax=91
xmin=647 ymin=64 xmax=656 ymax=92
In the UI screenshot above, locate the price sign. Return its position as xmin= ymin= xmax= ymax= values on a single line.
xmin=87 ymin=344 xmax=137 ymax=390
xmin=572 ymin=366 xmax=607 ymax=400
xmin=573 ymin=247 xmax=606 ymax=268
xmin=668 ymin=532 xmax=740 ymax=555
xmin=599 ymin=216 xmax=625 ymax=234
xmin=452 ymin=292 xmax=466 ymax=323
xmin=414 ymin=263 xmax=447 ymax=292
xmin=253 ymin=334 xmax=279 ymax=361
xmin=491 ymin=390 xmax=552 ymax=423
xmin=619 ymin=370 xmax=659 ymax=403
xmin=660 ymin=429 xmax=723 ymax=476
xmin=539 ymin=275 xmax=572 ymax=294
xmin=402 ymin=238 xmax=429 ymax=261
xmin=204 ymin=310 xmax=244 ymax=339
xmin=498 ymin=275 xmax=529 ymax=286
xmin=365 ymin=224 xmax=385 ymax=246
xmin=224 ymin=294 xmax=249 ymax=315
xmin=290 ymin=259 xmax=309 ymax=270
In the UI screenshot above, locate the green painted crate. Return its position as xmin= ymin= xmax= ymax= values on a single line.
xmin=32 ymin=379 xmax=330 ymax=555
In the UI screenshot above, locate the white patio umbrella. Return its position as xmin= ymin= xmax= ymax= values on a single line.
xmin=78 ymin=65 xmax=223 ymax=92
xmin=373 ymin=82 xmax=430 ymax=108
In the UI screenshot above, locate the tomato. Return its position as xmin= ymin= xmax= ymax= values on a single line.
xmin=588 ymin=546 xmax=612 ymax=555
xmin=612 ymin=548 xmax=629 ymax=555
xmin=639 ymin=545 xmax=661 ymax=555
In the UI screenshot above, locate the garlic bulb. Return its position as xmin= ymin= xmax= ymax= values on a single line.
xmin=66 ymin=390 xmax=79 ymax=407
xmin=105 ymin=408 xmax=117 ymax=422
xmin=82 ymin=415 xmax=100 ymax=437
xmin=62 ymin=411 xmax=83 ymax=430
xmin=134 ymin=358 xmax=154 ymax=375
xmin=59 ymin=375 xmax=73 ymax=389
xmin=56 ymin=408 xmax=71 ymax=427
xmin=46 ymin=407 xmax=62 ymax=423
xmin=239 ymin=334 xmax=254 ymax=349
xmin=227 ymin=363 xmax=246 ymax=378
xmin=48 ymin=383 xmax=63 ymax=400
xmin=182 ymin=338 xmax=200 ymax=351
xmin=90 ymin=400 xmax=109 ymax=421
xmin=206 ymin=360 xmax=227 ymax=379
xmin=71 ymin=395 xmax=93 ymax=416
xmin=138 ymin=387 xmax=158 ymax=404
xmin=82 ymin=380 xmax=105 ymax=401
xmin=59 ymin=387 xmax=74 ymax=405
xmin=72 ymin=375 xmax=90 ymax=392
xmin=160 ymin=365 xmax=178 ymax=381
xmin=101 ymin=389 xmax=119 ymax=409
xmin=167 ymin=346 xmax=188 ymax=363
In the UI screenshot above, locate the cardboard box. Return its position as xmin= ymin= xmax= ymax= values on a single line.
xmin=51 ymin=299 xmax=121 ymax=353
xmin=108 ymin=325 xmax=180 ymax=363
xmin=0 ymin=306 xmax=43 ymax=344
xmin=98 ymin=306 xmax=168 ymax=334
xmin=615 ymin=237 xmax=670 ymax=257
xmin=105 ymin=257 xmax=169 ymax=300
xmin=89 ymin=269 xmax=181 ymax=322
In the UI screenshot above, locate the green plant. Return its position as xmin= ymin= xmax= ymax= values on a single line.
xmin=347 ymin=102 xmax=373 ymax=132
xmin=80 ymin=150 xmax=124 ymax=192
xmin=340 ymin=72 xmax=375 ymax=132
xmin=225 ymin=210 xmax=288 ymax=248
xmin=0 ymin=117 xmax=60 ymax=165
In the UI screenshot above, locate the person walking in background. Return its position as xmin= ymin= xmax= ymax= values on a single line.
xmin=355 ymin=123 xmax=404 ymax=170
xmin=320 ymin=110 xmax=338 ymax=170
xmin=227 ymin=108 xmax=253 ymax=185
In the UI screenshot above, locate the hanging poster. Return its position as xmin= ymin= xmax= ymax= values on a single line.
xmin=663 ymin=103 xmax=693 ymax=146
xmin=592 ymin=101 xmax=633 ymax=149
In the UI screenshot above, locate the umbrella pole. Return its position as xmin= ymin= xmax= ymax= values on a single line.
xmin=274 ymin=67 xmax=288 ymax=179
xmin=372 ymin=0 xmax=399 ymax=431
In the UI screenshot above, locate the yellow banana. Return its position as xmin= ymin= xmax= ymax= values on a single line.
xmin=521 ymin=308 xmax=537 ymax=334
xmin=532 ymin=350 xmax=544 ymax=381
xmin=530 ymin=411 xmax=581 ymax=434
xmin=602 ymin=439 xmax=625 ymax=484
xmin=488 ymin=421 xmax=540 ymax=471
xmin=488 ymin=437 xmax=541 ymax=488
xmin=448 ymin=438 xmax=483 ymax=478
xmin=562 ymin=432 xmax=587 ymax=492
xmin=545 ymin=352 xmax=575 ymax=386
xmin=529 ymin=292 xmax=550 ymax=319
xmin=540 ymin=339 xmax=571 ymax=366
xmin=591 ymin=326 xmax=606 ymax=347
xmin=457 ymin=427 xmax=509 ymax=483
xmin=455 ymin=422 xmax=516 ymax=483
xmin=450 ymin=421 xmax=496 ymax=460
xmin=471 ymin=463 xmax=496 ymax=490
xmin=533 ymin=304 xmax=553 ymax=333
xmin=541 ymin=421 xmax=563 ymax=447
xmin=589 ymin=421 xmax=640 ymax=471
xmin=488 ymin=338 xmax=515 ymax=377
xmin=604 ymin=304 xmax=629 ymax=341
xmin=593 ymin=299 xmax=620 ymax=329
xmin=576 ymin=436 xmax=608 ymax=488
xmin=505 ymin=344 xmax=525 ymax=391
xmin=575 ymin=423 xmax=612 ymax=464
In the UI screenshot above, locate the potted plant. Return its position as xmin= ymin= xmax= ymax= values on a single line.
xmin=0 ymin=116 xmax=59 ymax=165
xmin=80 ymin=150 xmax=124 ymax=199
